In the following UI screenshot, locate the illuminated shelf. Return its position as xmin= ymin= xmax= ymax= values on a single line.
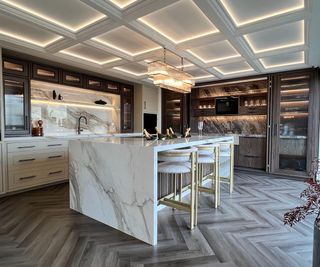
xmin=31 ymin=99 xmax=120 ymax=110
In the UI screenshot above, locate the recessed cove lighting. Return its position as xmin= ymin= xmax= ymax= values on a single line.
xmin=260 ymin=52 xmax=305 ymax=69
xmin=91 ymin=37 xmax=161 ymax=56
xmin=220 ymin=0 xmax=304 ymax=26
xmin=213 ymin=66 xmax=254 ymax=75
xmin=109 ymin=0 xmax=137 ymax=9
xmin=2 ymin=0 xmax=106 ymax=32
xmin=113 ymin=67 xmax=147 ymax=76
xmin=0 ymin=30 xmax=62 ymax=47
xmin=187 ymin=49 xmax=240 ymax=64
xmin=59 ymin=50 xmax=120 ymax=65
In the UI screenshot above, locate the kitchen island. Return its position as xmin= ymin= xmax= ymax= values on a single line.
xmin=69 ymin=136 xmax=234 ymax=245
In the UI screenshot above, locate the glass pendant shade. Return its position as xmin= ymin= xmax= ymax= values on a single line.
xmin=148 ymin=60 xmax=194 ymax=93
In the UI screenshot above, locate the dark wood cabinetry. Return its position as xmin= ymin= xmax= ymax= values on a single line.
xmin=62 ymin=70 xmax=83 ymax=87
xmin=120 ymin=84 xmax=134 ymax=133
xmin=235 ymin=137 xmax=266 ymax=170
xmin=32 ymin=64 xmax=59 ymax=83
xmin=3 ymin=75 xmax=30 ymax=136
xmin=3 ymin=57 xmax=29 ymax=77
xmin=269 ymin=69 xmax=319 ymax=177
xmin=162 ymin=89 xmax=189 ymax=134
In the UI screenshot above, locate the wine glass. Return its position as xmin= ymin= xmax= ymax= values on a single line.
xmin=198 ymin=121 xmax=204 ymax=137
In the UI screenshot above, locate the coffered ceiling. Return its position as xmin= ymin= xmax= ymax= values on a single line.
xmin=0 ymin=0 xmax=318 ymax=86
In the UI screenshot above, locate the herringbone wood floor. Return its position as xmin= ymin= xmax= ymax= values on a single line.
xmin=0 ymin=171 xmax=314 ymax=267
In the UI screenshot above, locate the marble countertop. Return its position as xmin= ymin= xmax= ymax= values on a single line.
xmin=74 ymin=135 xmax=234 ymax=152
xmin=4 ymin=132 xmax=143 ymax=142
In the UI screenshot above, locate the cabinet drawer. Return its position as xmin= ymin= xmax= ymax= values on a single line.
xmin=7 ymin=140 xmax=68 ymax=153
xmin=8 ymin=164 xmax=68 ymax=191
xmin=8 ymin=149 xmax=67 ymax=171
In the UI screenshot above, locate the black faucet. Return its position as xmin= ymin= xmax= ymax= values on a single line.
xmin=77 ymin=116 xmax=88 ymax=134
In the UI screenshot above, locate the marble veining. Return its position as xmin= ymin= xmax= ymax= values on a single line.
xmin=69 ymin=136 xmax=234 ymax=245
xmin=31 ymin=80 xmax=120 ymax=135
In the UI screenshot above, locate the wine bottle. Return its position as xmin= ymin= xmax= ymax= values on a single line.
xmin=169 ymin=127 xmax=178 ymax=138
xmin=155 ymin=127 xmax=164 ymax=140
xmin=166 ymin=129 xmax=172 ymax=139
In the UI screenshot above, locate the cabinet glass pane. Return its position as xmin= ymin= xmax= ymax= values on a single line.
xmin=279 ymin=75 xmax=309 ymax=171
xmin=37 ymin=68 xmax=55 ymax=77
xmin=65 ymin=75 xmax=80 ymax=82
xmin=123 ymin=97 xmax=132 ymax=130
xmin=4 ymin=61 xmax=23 ymax=72
xmin=88 ymin=79 xmax=101 ymax=87
xmin=165 ymin=98 xmax=181 ymax=133
xmin=4 ymin=79 xmax=26 ymax=130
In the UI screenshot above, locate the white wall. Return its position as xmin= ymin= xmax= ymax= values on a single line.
xmin=134 ymin=83 xmax=161 ymax=132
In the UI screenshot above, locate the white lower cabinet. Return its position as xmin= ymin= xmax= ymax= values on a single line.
xmin=6 ymin=140 xmax=69 ymax=192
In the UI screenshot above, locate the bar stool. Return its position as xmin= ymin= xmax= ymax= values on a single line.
xmin=219 ymin=141 xmax=234 ymax=194
xmin=158 ymin=148 xmax=198 ymax=229
xmin=196 ymin=144 xmax=220 ymax=211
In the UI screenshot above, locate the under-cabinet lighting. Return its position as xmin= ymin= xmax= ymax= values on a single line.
xmin=220 ymin=0 xmax=304 ymax=26
xmin=2 ymin=0 xmax=106 ymax=32
xmin=280 ymin=100 xmax=309 ymax=105
xmin=281 ymin=89 xmax=309 ymax=94
xmin=0 ymin=30 xmax=62 ymax=47
xmin=31 ymin=99 xmax=118 ymax=110
xmin=59 ymin=50 xmax=121 ymax=65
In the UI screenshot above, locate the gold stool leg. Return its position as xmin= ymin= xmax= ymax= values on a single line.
xmin=174 ymin=174 xmax=177 ymax=200
xmin=194 ymin=154 xmax=198 ymax=226
xmin=190 ymin=151 xmax=195 ymax=229
xmin=229 ymin=143 xmax=234 ymax=194
xmin=179 ymin=174 xmax=182 ymax=202
xmin=217 ymin=147 xmax=221 ymax=206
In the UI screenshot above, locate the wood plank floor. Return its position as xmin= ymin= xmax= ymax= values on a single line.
xmin=0 ymin=171 xmax=314 ymax=267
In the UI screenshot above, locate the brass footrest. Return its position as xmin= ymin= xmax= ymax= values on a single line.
xmin=159 ymin=198 xmax=191 ymax=212
xmin=198 ymin=186 xmax=216 ymax=194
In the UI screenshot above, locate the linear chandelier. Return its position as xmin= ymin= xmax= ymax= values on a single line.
xmin=148 ymin=49 xmax=194 ymax=93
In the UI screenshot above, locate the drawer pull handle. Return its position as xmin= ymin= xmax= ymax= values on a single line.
xmin=49 ymin=170 xmax=63 ymax=175
xmin=48 ymin=144 xmax=62 ymax=147
xmin=19 ymin=175 xmax=36 ymax=180
xmin=17 ymin=145 xmax=35 ymax=149
xmin=19 ymin=158 xmax=35 ymax=162
xmin=48 ymin=155 xmax=62 ymax=159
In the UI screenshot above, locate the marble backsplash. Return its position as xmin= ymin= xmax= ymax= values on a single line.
xmin=31 ymin=80 xmax=120 ymax=136
xmin=191 ymin=115 xmax=267 ymax=135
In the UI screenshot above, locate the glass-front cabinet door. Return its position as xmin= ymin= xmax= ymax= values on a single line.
xmin=121 ymin=96 xmax=133 ymax=132
xmin=270 ymin=70 xmax=317 ymax=176
xmin=3 ymin=75 xmax=30 ymax=136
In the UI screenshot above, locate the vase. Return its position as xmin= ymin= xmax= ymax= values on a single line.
xmin=314 ymin=220 xmax=320 ymax=267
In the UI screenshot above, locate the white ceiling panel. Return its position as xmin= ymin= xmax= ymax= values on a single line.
xmin=108 ymin=0 xmax=138 ymax=9
xmin=260 ymin=51 xmax=305 ymax=69
xmin=214 ymin=61 xmax=254 ymax=75
xmin=92 ymin=26 xmax=160 ymax=56
xmin=113 ymin=62 xmax=147 ymax=76
xmin=138 ymin=0 xmax=219 ymax=43
xmin=0 ymin=13 xmax=62 ymax=47
xmin=187 ymin=40 xmax=240 ymax=63
xmin=220 ymin=0 xmax=304 ymax=26
xmin=60 ymin=44 xmax=120 ymax=65
xmin=1 ymin=0 xmax=106 ymax=32
xmin=244 ymin=20 xmax=304 ymax=54
xmin=187 ymin=69 xmax=215 ymax=80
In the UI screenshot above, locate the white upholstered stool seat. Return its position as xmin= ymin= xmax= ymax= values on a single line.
xmin=158 ymin=162 xmax=191 ymax=174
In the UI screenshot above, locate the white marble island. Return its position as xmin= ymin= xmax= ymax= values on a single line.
xmin=69 ymin=136 xmax=234 ymax=245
